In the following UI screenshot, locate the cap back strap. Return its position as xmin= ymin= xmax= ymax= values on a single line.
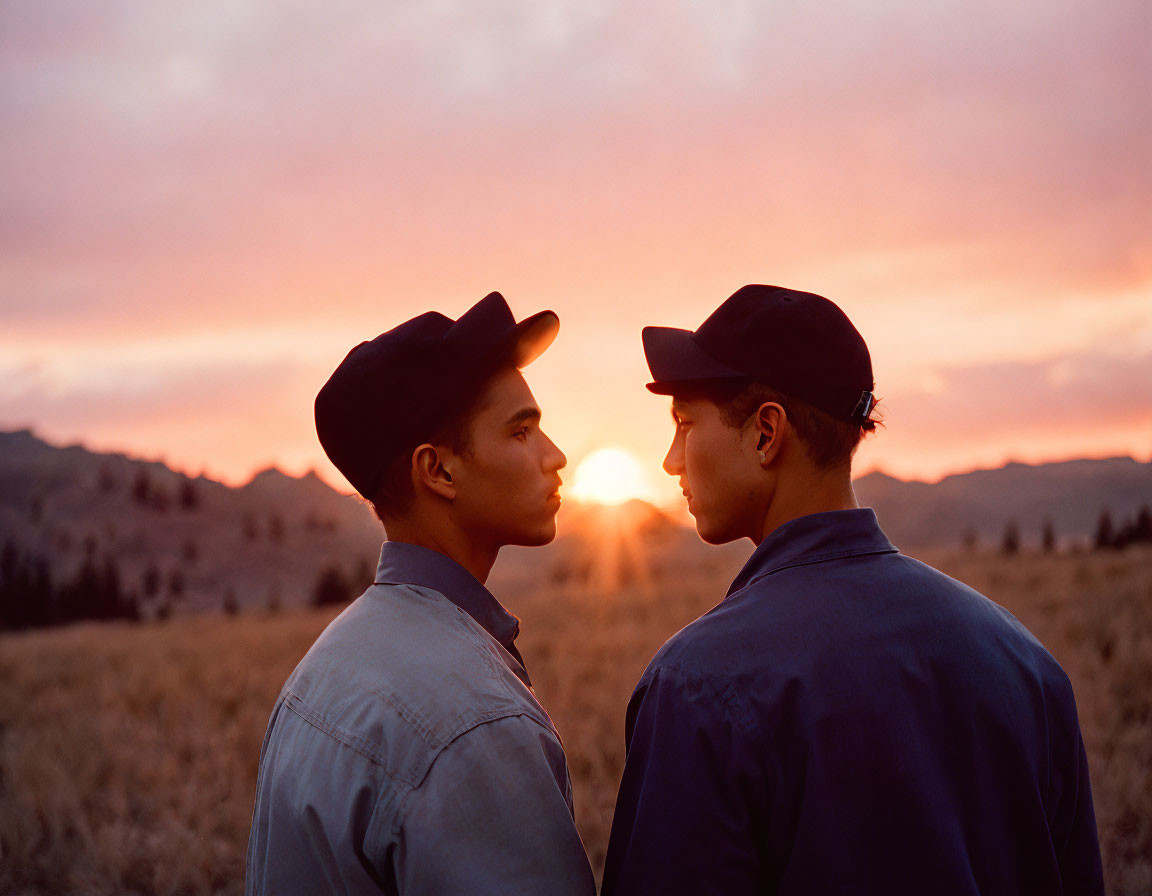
xmin=850 ymin=390 xmax=875 ymax=421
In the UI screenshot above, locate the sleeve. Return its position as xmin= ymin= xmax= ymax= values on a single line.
xmin=1048 ymin=685 xmax=1105 ymax=896
xmin=602 ymin=666 xmax=766 ymax=896
xmin=246 ymin=700 xmax=388 ymax=896
xmin=383 ymin=714 xmax=596 ymax=896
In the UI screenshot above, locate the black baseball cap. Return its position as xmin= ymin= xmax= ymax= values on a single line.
xmin=316 ymin=292 xmax=558 ymax=498
xmin=643 ymin=285 xmax=875 ymax=422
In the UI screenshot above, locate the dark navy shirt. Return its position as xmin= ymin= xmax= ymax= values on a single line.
xmin=603 ymin=509 xmax=1103 ymax=896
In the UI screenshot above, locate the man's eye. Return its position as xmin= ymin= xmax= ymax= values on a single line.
xmin=514 ymin=427 xmax=529 ymax=440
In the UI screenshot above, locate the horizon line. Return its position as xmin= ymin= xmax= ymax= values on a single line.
xmin=3 ymin=425 xmax=1149 ymax=508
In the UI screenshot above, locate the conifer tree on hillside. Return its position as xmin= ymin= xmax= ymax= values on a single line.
xmin=1134 ymin=506 xmax=1152 ymax=543
xmin=1111 ymin=505 xmax=1152 ymax=549
xmin=1000 ymin=520 xmax=1020 ymax=556
xmin=352 ymin=557 xmax=374 ymax=592
xmin=3 ymin=544 xmax=139 ymax=631
xmin=313 ymin=565 xmax=353 ymax=606
xmin=1094 ymin=509 xmax=1115 ymax=551
xmin=132 ymin=469 xmax=151 ymax=506
xmin=179 ymin=479 xmax=200 ymax=510
xmin=0 ymin=541 xmax=55 ymax=630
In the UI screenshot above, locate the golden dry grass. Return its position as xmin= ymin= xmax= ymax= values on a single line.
xmin=921 ymin=547 xmax=1152 ymax=895
xmin=0 ymin=548 xmax=1149 ymax=895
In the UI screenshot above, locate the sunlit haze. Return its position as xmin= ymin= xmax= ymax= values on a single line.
xmin=1 ymin=0 xmax=1149 ymax=508
xmin=570 ymin=448 xmax=655 ymax=507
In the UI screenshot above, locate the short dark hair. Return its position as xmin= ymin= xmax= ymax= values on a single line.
xmin=366 ymin=369 xmax=499 ymax=521
xmin=683 ymin=379 xmax=879 ymax=471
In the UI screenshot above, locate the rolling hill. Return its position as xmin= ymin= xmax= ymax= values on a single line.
xmin=855 ymin=456 xmax=1152 ymax=548
xmin=1 ymin=428 xmax=1149 ymax=624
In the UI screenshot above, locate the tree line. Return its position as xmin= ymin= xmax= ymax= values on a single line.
xmin=992 ymin=505 xmax=1152 ymax=555
xmin=1092 ymin=507 xmax=1152 ymax=551
xmin=312 ymin=558 xmax=375 ymax=607
xmin=0 ymin=541 xmax=139 ymax=632
xmin=1 ymin=537 xmax=374 ymax=630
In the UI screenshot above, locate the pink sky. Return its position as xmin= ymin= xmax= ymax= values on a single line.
xmin=1 ymin=0 xmax=1149 ymax=506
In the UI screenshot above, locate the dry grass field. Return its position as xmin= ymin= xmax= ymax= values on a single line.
xmin=1 ymin=546 xmax=1149 ymax=895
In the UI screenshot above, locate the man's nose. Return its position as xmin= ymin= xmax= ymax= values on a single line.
xmin=542 ymin=432 xmax=566 ymax=473
xmin=662 ymin=436 xmax=683 ymax=476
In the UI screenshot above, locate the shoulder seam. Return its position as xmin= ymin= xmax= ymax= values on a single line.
xmin=736 ymin=547 xmax=899 ymax=591
xmin=283 ymin=692 xmax=555 ymax=788
xmin=283 ymin=694 xmax=416 ymax=784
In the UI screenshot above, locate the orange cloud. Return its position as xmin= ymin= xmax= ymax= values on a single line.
xmin=1 ymin=0 xmax=1148 ymax=494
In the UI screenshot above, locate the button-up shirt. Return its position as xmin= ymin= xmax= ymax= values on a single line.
xmin=603 ymin=509 xmax=1103 ymax=896
xmin=246 ymin=541 xmax=595 ymax=896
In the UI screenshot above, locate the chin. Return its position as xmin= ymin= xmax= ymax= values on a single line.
xmin=693 ymin=514 xmax=742 ymax=546
xmin=509 ymin=517 xmax=558 ymax=547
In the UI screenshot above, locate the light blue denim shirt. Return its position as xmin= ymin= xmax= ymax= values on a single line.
xmin=246 ymin=542 xmax=595 ymax=895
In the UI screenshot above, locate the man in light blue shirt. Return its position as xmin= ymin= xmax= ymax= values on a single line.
xmin=247 ymin=292 xmax=595 ymax=895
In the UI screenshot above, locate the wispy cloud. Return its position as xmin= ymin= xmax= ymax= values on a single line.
xmin=0 ymin=0 xmax=1148 ymax=490
xmin=0 ymin=354 xmax=325 ymax=481
xmin=857 ymin=349 xmax=1152 ymax=480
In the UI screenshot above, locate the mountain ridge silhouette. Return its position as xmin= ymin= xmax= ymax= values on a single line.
xmin=2 ymin=428 xmax=1149 ymax=620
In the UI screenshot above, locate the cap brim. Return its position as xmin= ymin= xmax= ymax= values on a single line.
xmin=642 ymin=326 xmax=746 ymax=394
xmin=513 ymin=310 xmax=559 ymax=368
xmin=446 ymin=292 xmax=558 ymax=370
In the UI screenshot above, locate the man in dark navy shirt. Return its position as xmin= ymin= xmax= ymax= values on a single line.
xmin=602 ymin=285 xmax=1104 ymax=895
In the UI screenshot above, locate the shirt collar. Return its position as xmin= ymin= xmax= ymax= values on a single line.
xmin=374 ymin=541 xmax=522 ymax=653
xmin=726 ymin=508 xmax=898 ymax=597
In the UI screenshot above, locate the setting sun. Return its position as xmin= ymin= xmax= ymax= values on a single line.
xmin=570 ymin=448 xmax=655 ymax=506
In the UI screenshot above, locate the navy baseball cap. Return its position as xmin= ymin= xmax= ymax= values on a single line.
xmin=316 ymin=292 xmax=558 ymax=498
xmin=643 ymin=285 xmax=875 ymax=423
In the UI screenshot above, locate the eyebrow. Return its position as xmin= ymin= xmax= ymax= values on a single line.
xmin=504 ymin=406 xmax=542 ymax=428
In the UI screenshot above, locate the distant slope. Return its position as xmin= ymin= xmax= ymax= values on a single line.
xmin=857 ymin=457 xmax=1152 ymax=549
xmin=0 ymin=429 xmax=383 ymax=617
xmin=3 ymin=429 xmax=1150 ymax=621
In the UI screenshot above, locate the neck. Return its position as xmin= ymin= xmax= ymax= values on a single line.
xmin=382 ymin=514 xmax=499 ymax=584
xmin=755 ymin=464 xmax=858 ymax=545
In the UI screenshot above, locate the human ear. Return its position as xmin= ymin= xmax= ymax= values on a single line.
xmin=754 ymin=402 xmax=785 ymax=467
xmin=412 ymin=444 xmax=456 ymax=500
